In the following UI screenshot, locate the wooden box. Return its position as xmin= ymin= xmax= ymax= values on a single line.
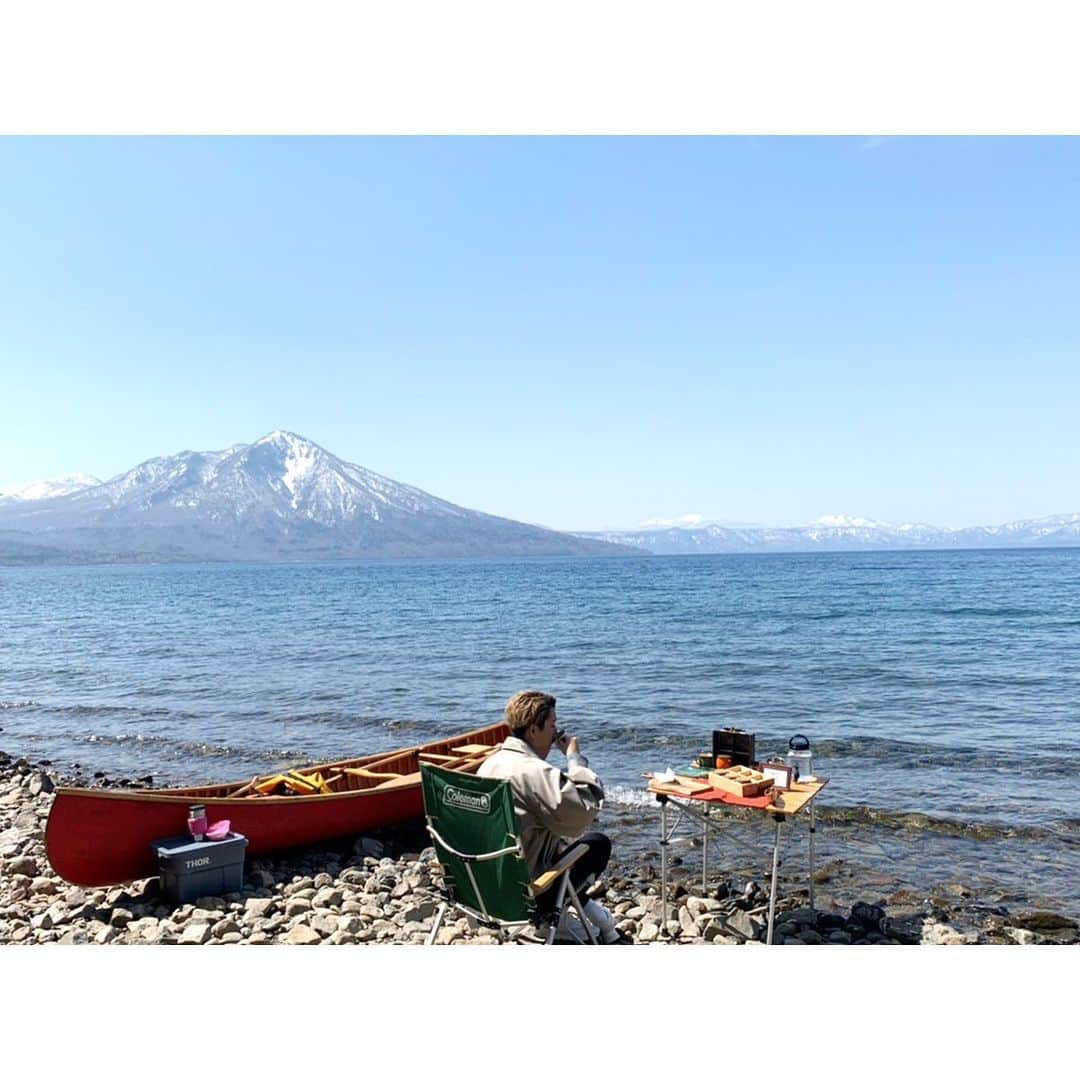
xmin=708 ymin=766 xmax=775 ymax=799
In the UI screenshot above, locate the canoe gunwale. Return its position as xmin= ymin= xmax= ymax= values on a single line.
xmin=48 ymin=720 xmax=509 ymax=806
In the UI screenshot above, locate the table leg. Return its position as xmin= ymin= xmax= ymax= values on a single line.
xmin=808 ymin=798 xmax=816 ymax=913
xmin=702 ymin=804 xmax=709 ymax=892
xmin=660 ymin=797 xmax=668 ymax=935
xmin=767 ymin=818 xmax=782 ymax=945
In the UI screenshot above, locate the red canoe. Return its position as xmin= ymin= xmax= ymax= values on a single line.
xmin=45 ymin=722 xmax=508 ymax=887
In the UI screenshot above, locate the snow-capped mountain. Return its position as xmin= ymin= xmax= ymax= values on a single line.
xmin=0 ymin=473 xmax=100 ymax=502
xmin=575 ymin=511 xmax=1080 ymax=554
xmin=0 ymin=432 xmax=632 ymax=564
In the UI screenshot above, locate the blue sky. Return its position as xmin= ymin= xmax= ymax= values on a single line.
xmin=1 ymin=136 xmax=1077 ymax=530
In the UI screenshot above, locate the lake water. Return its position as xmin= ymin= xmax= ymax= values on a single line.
xmin=2 ymin=549 xmax=1078 ymax=911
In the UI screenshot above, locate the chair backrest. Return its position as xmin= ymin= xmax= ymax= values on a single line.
xmin=420 ymin=763 xmax=535 ymax=924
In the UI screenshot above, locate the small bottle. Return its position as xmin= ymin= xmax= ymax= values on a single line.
xmin=187 ymin=804 xmax=208 ymax=844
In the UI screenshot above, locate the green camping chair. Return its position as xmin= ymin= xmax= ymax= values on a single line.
xmin=420 ymin=763 xmax=598 ymax=944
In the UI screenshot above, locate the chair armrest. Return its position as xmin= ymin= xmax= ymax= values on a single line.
xmin=530 ymin=844 xmax=589 ymax=896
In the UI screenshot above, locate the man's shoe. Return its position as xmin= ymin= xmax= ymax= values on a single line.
xmin=583 ymin=899 xmax=621 ymax=943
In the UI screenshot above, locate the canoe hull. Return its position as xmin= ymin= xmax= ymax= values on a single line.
xmin=45 ymin=722 xmax=508 ymax=887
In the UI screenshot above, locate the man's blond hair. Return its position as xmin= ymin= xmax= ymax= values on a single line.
xmin=504 ymin=690 xmax=556 ymax=736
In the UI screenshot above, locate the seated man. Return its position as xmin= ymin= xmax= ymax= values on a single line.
xmin=478 ymin=689 xmax=624 ymax=943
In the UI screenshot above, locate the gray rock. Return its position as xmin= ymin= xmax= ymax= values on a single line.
xmin=1006 ymin=928 xmax=1036 ymax=945
xmin=883 ymin=914 xmax=926 ymax=945
xmin=27 ymin=773 xmax=54 ymax=797
xmin=1008 ymin=912 xmax=1078 ymax=933
xmin=109 ymin=909 xmax=134 ymax=929
xmin=8 ymin=855 xmax=38 ymax=877
xmin=358 ymin=837 xmax=384 ymax=859
xmin=635 ymin=915 xmax=660 ymax=941
xmin=686 ymin=896 xmax=723 ymax=917
xmin=212 ymin=918 xmax=242 ymax=939
xmin=678 ymin=906 xmax=698 ymax=937
xmin=45 ymin=902 xmax=68 ymax=927
xmin=725 ymin=909 xmax=764 ymax=941
xmin=312 ymin=887 xmax=343 ymax=909
xmin=285 ymin=925 xmax=322 ymax=945
xmin=7 ymin=875 xmax=32 ymax=902
xmin=244 ymin=898 xmax=276 ymax=918
xmin=402 ymin=901 xmax=437 ymax=923
xmin=192 ymin=896 xmax=228 ymax=912
xmin=180 ymin=923 xmax=213 ymax=945
xmin=285 ymin=898 xmax=312 ymax=918
xmin=701 ymin=919 xmax=735 ymax=942
xmin=827 ymin=931 xmax=853 ymax=944
xmin=798 ymin=930 xmax=824 ymax=944
xmin=920 ymin=921 xmax=968 ymax=945
xmin=310 ymin=914 xmax=338 ymax=935
xmin=140 ymin=923 xmax=169 ymax=944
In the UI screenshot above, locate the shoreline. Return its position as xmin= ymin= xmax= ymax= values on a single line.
xmin=1 ymin=752 xmax=1076 ymax=946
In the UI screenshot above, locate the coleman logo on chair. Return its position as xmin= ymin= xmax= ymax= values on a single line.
xmin=443 ymin=786 xmax=491 ymax=814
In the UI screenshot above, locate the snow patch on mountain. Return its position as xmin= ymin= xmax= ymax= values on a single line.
xmin=809 ymin=514 xmax=888 ymax=529
xmin=638 ymin=513 xmax=707 ymax=529
xmin=0 ymin=474 xmax=101 ymax=501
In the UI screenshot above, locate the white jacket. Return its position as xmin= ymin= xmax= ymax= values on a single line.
xmin=477 ymin=735 xmax=605 ymax=876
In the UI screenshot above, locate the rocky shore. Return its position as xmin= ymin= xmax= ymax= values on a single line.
xmin=2 ymin=751 xmax=1076 ymax=946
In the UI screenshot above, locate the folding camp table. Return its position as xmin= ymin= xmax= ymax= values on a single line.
xmin=648 ymin=777 xmax=829 ymax=945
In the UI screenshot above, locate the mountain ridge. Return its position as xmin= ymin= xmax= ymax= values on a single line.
xmin=0 ymin=431 xmax=634 ymax=564
xmin=575 ymin=511 xmax=1080 ymax=554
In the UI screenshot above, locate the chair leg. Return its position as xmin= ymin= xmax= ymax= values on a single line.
xmin=425 ymin=902 xmax=448 ymax=946
xmin=546 ymin=874 xmax=571 ymax=945
xmin=566 ymin=885 xmax=599 ymax=944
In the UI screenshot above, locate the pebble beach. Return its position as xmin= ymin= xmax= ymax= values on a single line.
xmin=1 ymin=750 xmax=1076 ymax=947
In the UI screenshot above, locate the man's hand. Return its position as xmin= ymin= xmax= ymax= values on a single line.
xmin=559 ymin=734 xmax=579 ymax=756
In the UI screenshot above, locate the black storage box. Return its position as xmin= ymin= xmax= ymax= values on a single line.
xmin=712 ymin=728 xmax=756 ymax=768
xmin=151 ymin=833 xmax=248 ymax=906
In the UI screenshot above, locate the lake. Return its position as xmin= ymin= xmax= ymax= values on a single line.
xmin=2 ymin=548 xmax=1078 ymax=910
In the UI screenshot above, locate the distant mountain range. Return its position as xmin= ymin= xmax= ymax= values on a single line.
xmin=574 ymin=512 xmax=1080 ymax=554
xmin=4 ymin=437 xmax=1078 ymax=564
xmin=0 ymin=432 xmax=632 ymax=564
